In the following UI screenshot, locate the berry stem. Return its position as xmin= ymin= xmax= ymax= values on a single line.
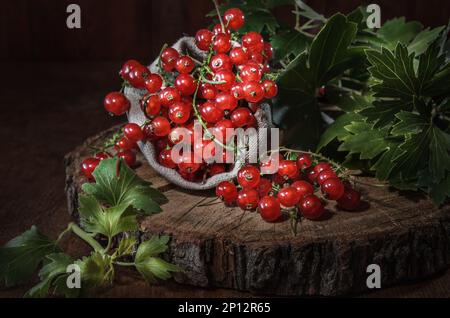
xmin=212 ymin=0 xmax=226 ymax=33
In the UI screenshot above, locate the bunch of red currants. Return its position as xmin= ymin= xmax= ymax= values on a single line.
xmin=216 ymin=151 xmax=362 ymax=222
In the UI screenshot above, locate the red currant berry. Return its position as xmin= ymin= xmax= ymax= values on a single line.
xmin=277 ymin=186 xmax=300 ymax=207
xmin=237 ymin=188 xmax=259 ymax=210
xmin=216 ymin=181 xmax=238 ymax=204
xmin=212 ymin=119 xmax=234 ymax=143
xmin=169 ymin=127 xmax=193 ymax=145
xmin=151 ymin=116 xmax=171 ymax=137
xmin=229 ymin=47 xmax=249 ymax=65
xmin=230 ymin=107 xmax=252 ymax=127
xmin=169 ymin=101 xmax=191 ymax=124
xmin=240 ymin=63 xmax=262 ymax=82
xmin=178 ymin=152 xmax=201 ymax=173
xmin=200 ymin=83 xmax=217 ymax=99
xmin=175 ymin=56 xmax=195 ymax=74
xmin=299 ymin=195 xmax=324 ymax=220
xmin=224 ymin=8 xmax=245 ymax=30
xmin=213 ymin=33 xmax=232 ymax=53
xmin=94 ymin=152 xmax=111 ymax=161
xmin=161 ymin=61 xmax=174 ymax=72
xmin=161 ymin=48 xmax=179 ymax=66
xmin=210 ymin=53 xmax=232 ymax=72
xmin=155 ymin=138 xmax=169 ymax=151
xmin=199 ymin=101 xmax=224 ymax=124
xmin=215 ymin=92 xmax=238 ymax=111
xmin=195 ymin=29 xmax=214 ymax=51
xmin=314 ymin=162 xmax=333 ymax=176
xmin=213 ymin=24 xmax=231 ymax=35
xmin=118 ymin=150 xmax=137 ymax=167
xmin=104 ymin=92 xmax=130 ymax=116
xmin=116 ymin=137 xmax=136 ymax=151
xmin=262 ymin=80 xmax=278 ymax=99
xmin=144 ymin=73 xmax=163 ymax=93
xmin=214 ymin=70 xmax=236 ymax=91
xmin=209 ymin=164 xmax=226 ymax=176
xmin=257 ymin=178 xmax=273 ymax=197
xmin=128 ymin=64 xmax=150 ymax=88
xmin=337 ymin=188 xmax=361 ymax=211
xmin=81 ymin=157 xmax=100 ymax=180
xmin=124 ymin=123 xmax=144 ymax=142
xmin=141 ymin=94 xmax=161 ymax=117
xmin=263 ymin=42 xmax=274 ymax=60
xmin=175 ymin=73 xmax=196 ymax=96
xmin=243 ymin=81 xmax=264 ymax=103
xmin=296 ymin=153 xmax=312 ymax=170
xmin=321 ymin=178 xmax=345 ymax=200
xmin=261 ymin=153 xmax=283 ymax=175
xmin=237 ymin=165 xmax=261 ymax=189
xmin=306 ymin=168 xmax=318 ymax=183
xmin=242 ymin=32 xmax=264 ymax=51
xmin=258 ymin=196 xmax=281 ymax=222
xmin=120 ymin=60 xmax=141 ymax=81
xmin=277 ymin=160 xmax=298 ymax=179
xmin=249 ymin=51 xmax=264 ymax=64
xmin=230 ymin=82 xmax=245 ymax=100
xmin=291 ymin=181 xmax=314 ymax=198
xmin=159 ymin=87 xmax=181 ymax=107
xmin=158 ymin=148 xmax=177 ymax=168
xmin=316 ymin=169 xmax=338 ymax=186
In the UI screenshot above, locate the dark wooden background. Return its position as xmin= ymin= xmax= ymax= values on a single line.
xmin=1 ymin=0 xmax=449 ymax=61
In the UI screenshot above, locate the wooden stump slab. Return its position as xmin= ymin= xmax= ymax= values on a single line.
xmin=65 ymin=127 xmax=450 ymax=296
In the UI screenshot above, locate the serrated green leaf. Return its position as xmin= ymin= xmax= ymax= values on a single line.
xmin=135 ymin=236 xmax=171 ymax=260
xmin=428 ymin=126 xmax=450 ymax=179
xmin=370 ymin=141 xmax=404 ymax=180
xmin=391 ymin=111 xmax=428 ymax=135
xmin=377 ymin=17 xmax=422 ymax=50
xmin=116 ymin=236 xmax=137 ymax=257
xmin=0 ymin=226 xmax=57 ymax=287
xmin=75 ymin=252 xmax=113 ymax=287
xmin=270 ymin=29 xmax=309 ymax=62
xmin=337 ymin=94 xmax=374 ymax=112
xmin=82 ymin=158 xmax=166 ymax=215
xmin=408 ymin=26 xmax=445 ymax=56
xmin=338 ymin=124 xmax=389 ymax=160
xmin=317 ymin=113 xmax=363 ymax=150
xmin=294 ymin=0 xmax=326 ymax=22
xmin=360 ymin=100 xmax=412 ymax=128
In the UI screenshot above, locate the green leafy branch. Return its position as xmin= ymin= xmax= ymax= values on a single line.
xmin=0 ymin=158 xmax=180 ymax=297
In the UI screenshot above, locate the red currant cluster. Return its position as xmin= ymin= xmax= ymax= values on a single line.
xmin=83 ymin=7 xmax=279 ymax=183
xmin=216 ymin=151 xmax=362 ymax=223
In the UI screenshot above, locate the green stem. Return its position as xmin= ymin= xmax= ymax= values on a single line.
xmin=212 ymin=0 xmax=225 ymax=33
xmin=115 ymin=261 xmax=135 ymax=267
xmin=69 ymin=223 xmax=104 ymax=252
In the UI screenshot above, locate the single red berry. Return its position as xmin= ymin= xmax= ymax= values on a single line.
xmin=237 ymin=188 xmax=259 ymax=210
xmin=175 ymin=56 xmax=195 ymax=74
xmin=161 ymin=47 xmax=179 ymax=66
xmin=249 ymin=51 xmax=264 ymax=64
xmin=209 ymin=164 xmax=226 ymax=176
xmin=257 ymin=178 xmax=272 ymax=197
xmin=213 ymin=23 xmax=231 ymax=35
xmin=144 ymin=73 xmax=163 ymax=93
xmin=81 ymin=157 xmax=100 ymax=180
xmin=261 ymin=153 xmax=283 ymax=175
xmin=299 ymin=195 xmax=324 ymax=220
xmin=321 ymin=178 xmax=345 ymax=200
xmin=195 ymin=29 xmax=214 ymax=51
xmin=158 ymin=148 xmax=177 ymax=168
xmin=215 ymin=92 xmax=238 ymax=111
xmin=230 ymin=82 xmax=245 ymax=100
xmin=104 ymin=92 xmax=130 ymax=116
xmin=237 ymin=165 xmax=261 ymax=189
xmin=216 ymin=181 xmax=238 ymax=204
xmin=224 ymin=8 xmax=245 ymax=30
xmin=337 ymin=188 xmax=361 ymax=211
xmin=314 ymin=162 xmax=333 ymax=176
xmin=213 ymin=33 xmax=232 ymax=53
xmin=116 ymin=137 xmax=136 ymax=151
xmin=161 ymin=61 xmax=174 ymax=72
xmin=229 ymin=47 xmax=249 ymax=65
xmin=210 ymin=53 xmax=232 ymax=72
xmin=263 ymin=42 xmax=274 ymax=60
xmin=240 ymin=63 xmax=262 ymax=82
xmin=159 ymin=87 xmax=181 ymax=107
xmin=258 ymin=196 xmax=281 ymax=222
xmin=277 ymin=160 xmax=298 ymax=179
xmin=124 ymin=123 xmax=144 ymax=142
xmin=117 ymin=150 xmax=136 ymax=167
xmin=296 ymin=154 xmax=312 ymax=170
xmin=94 ymin=152 xmax=111 ymax=161
xmin=151 ymin=116 xmax=171 ymax=136
xmin=169 ymin=101 xmax=191 ymax=124
xmin=178 ymin=152 xmax=201 ymax=173
xmin=199 ymin=101 xmax=224 ymax=124
xmin=120 ymin=60 xmax=141 ymax=81
xmin=200 ymin=83 xmax=217 ymax=100
xmin=175 ymin=73 xmax=196 ymax=96
xmin=212 ymin=119 xmax=234 ymax=143
xmin=141 ymin=94 xmax=161 ymax=117
xmin=127 ymin=64 xmax=150 ymax=88
xmin=169 ymin=126 xmax=193 ymax=145
xmin=243 ymin=81 xmax=264 ymax=103
xmin=316 ymin=169 xmax=338 ymax=186
xmin=277 ymin=187 xmax=300 ymax=207
xmin=262 ymin=80 xmax=278 ymax=98
xmin=291 ymin=181 xmax=314 ymax=199
xmin=155 ymin=138 xmax=169 ymax=151
xmin=306 ymin=168 xmax=318 ymax=183
xmin=230 ymin=107 xmax=252 ymax=127
xmin=242 ymin=32 xmax=264 ymax=51
xmin=214 ymin=70 xmax=236 ymax=91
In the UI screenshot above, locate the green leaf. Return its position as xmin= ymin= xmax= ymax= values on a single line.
xmin=336 ymin=94 xmax=373 ymax=112
xmin=294 ymin=0 xmax=326 ymax=22
xmin=116 ymin=237 xmax=137 ymax=257
xmin=82 ymin=158 xmax=167 ymax=215
xmin=317 ymin=113 xmax=363 ymax=150
xmin=79 ymin=195 xmax=138 ymax=238
xmin=134 ymin=236 xmax=180 ymax=282
xmin=270 ymin=29 xmax=309 ymax=62
xmin=377 ymin=17 xmax=422 ymax=50
xmin=25 ymin=253 xmax=77 ymax=298
xmin=428 ymin=174 xmax=450 ymax=205
xmin=408 ymin=26 xmax=445 ymax=56
xmin=75 ymin=252 xmax=113 ymax=287
xmin=360 ymin=100 xmax=412 ymax=128
xmin=0 ymin=226 xmax=57 ymax=287
xmin=238 ymin=9 xmax=279 ymax=35
xmin=391 ymin=111 xmax=428 ymax=136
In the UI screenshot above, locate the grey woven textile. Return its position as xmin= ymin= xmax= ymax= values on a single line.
xmin=125 ymin=37 xmax=273 ymax=190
